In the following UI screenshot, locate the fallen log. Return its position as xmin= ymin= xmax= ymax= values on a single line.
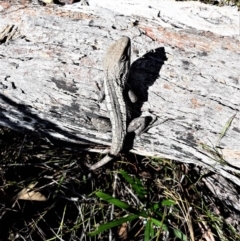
xmin=0 ymin=1 xmax=240 ymax=188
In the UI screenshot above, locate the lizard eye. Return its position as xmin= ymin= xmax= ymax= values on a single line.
xmin=120 ymin=55 xmax=126 ymax=62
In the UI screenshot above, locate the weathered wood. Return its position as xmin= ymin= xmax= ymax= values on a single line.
xmin=0 ymin=1 xmax=240 ymax=187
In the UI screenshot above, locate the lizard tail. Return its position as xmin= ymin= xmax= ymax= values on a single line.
xmin=89 ymin=154 xmax=113 ymax=171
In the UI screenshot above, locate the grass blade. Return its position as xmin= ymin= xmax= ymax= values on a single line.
xmin=88 ymin=214 xmax=138 ymax=236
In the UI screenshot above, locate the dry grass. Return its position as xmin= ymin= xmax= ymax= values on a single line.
xmin=0 ymin=127 xmax=239 ymax=240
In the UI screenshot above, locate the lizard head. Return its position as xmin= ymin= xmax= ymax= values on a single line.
xmin=103 ymin=36 xmax=131 ymax=87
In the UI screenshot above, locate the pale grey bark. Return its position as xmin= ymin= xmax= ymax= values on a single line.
xmin=0 ymin=1 xmax=240 ymax=192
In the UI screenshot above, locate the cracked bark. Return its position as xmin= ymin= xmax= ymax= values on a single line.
xmin=0 ymin=0 xmax=240 ymax=193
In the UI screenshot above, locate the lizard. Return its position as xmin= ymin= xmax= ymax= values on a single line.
xmin=89 ymin=36 xmax=152 ymax=171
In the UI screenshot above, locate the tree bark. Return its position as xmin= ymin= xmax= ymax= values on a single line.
xmin=0 ymin=1 xmax=240 ymax=187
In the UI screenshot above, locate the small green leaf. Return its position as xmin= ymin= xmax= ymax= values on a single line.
xmin=151 ymin=218 xmax=168 ymax=231
xmin=161 ymin=199 xmax=176 ymax=206
xmin=119 ymin=170 xmax=147 ymax=199
xmin=96 ymin=192 xmax=130 ymax=209
xmin=88 ymin=214 xmax=138 ymax=236
xmin=153 ymin=203 xmax=160 ymax=210
xmin=173 ymin=228 xmax=188 ymax=241
xmin=144 ymin=219 xmax=153 ymax=241
xmin=96 ymin=191 xmax=148 ymax=218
